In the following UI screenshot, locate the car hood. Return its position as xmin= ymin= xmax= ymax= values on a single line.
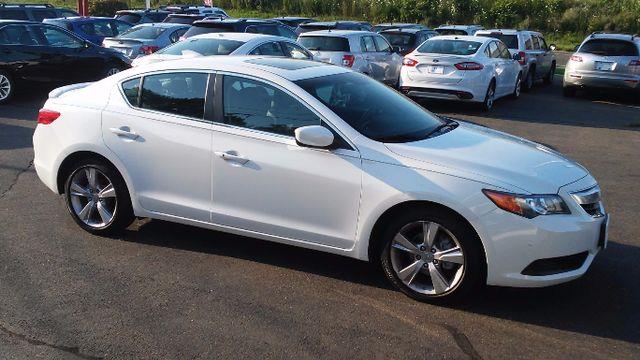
xmin=384 ymin=121 xmax=588 ymax=194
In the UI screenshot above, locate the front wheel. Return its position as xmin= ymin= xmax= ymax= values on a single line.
xmin=0 ymin=70 xmax=15 ymax=104
xmin=511 ymin=73 xmax=522 ymax=99
xmin=379 ymin=208 xmax=485 ymax=303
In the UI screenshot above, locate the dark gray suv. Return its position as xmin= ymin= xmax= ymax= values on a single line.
xmin=0 ymin=3 xmax=78 ymax=21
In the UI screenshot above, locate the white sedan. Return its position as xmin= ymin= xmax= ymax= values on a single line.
xmin=131 ymin=33 xmax=314 ymax=67
xmin=400 ymin=35 xmax=522 ymax=110
xmin=33 ymin=57 xmax=607 ymax=302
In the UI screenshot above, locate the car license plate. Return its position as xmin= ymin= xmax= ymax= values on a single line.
xmin=598 ymin=214 xmax=609 ymax=249
xmin=595 ymin=61 xmax=614 ymax=71
xmin=427 ymin=65 xmax=444 ymax=74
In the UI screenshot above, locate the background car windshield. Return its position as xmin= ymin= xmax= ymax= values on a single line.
xmin=119 ymin=26 xmax=166 ymax=39
xmin=299 ymin=36 xmax=350 ymax=51
xmin=579 ymin=39 xmax=639 ymax=56
xmin=158 ymin=38 xmax=244 ymax=56
xmin=435 ymin=29 xmax=467 ymax=35
xmin=417 ymin=40 xmax=481 ymax=55
xmin=381 ymin=33 xmax=414 ymax=47
xmin=479 ymin=34 xmax=518 ymax=48
xmin=295 ymin=72 xmax=444 ymax=142
xmin=183 ymin=25 xmax=232 ymax=38
xmin=116 ymin=14 xmax=141 ymax=24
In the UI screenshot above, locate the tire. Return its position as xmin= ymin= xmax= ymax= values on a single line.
xmin=563 ymin=86 xmax=577 ymax=97
xmin=481 ymin=80 xmax=496 ymax=111
xmin=511 ymin=73 xmax=522 ymax=99
xmin=543 ymin=63 xmax=555 ymax=85
xmin=522 ymin=67 xmax=535 ymax=92
xmin=64 ymin=159 xmax=134 ymax=235
xmin=379 ymin=207 xmax=485 ymax=303
xmin=0 ymin=70 xmax=15 ymax=105
xmin=102 ymin=63 xmax=123 ymax=78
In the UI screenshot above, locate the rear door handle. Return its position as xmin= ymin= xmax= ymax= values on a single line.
xmin=215 ymin=151 xmax=250 ymax=165
xmin=109 ymin=126 xmax=139 ymax=140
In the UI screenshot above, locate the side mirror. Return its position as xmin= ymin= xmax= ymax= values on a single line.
xmin=295 ymin=125 xmax=334 ymax=148
xmin=513 ymin=52 xmax=522 ymax=61
xmin=549 ymin=44 xmax=557 ymax=51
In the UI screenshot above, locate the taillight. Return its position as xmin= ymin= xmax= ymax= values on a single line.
xmin=570 ymin=55 xmax=583 ymax=62
xmin=454 ymin=62 xmax=484 ymax=70
xmin=342 ymin=54 xmax=355 ymax=68
xmin=629 ymin=60 xmax=640 ymax=66
xmin=37 ymin=109 xmax=60 ymax=125
xmin=403 ymin=58 xmax=418 ymax=67
xmin=139 ymin=45 xmax=160 ymax=55
xmin=518 ymin=51 xmax=526 ymax=65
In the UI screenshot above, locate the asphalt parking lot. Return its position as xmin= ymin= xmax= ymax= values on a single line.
xmin=1 ymin=80 xmax=639 ymax=359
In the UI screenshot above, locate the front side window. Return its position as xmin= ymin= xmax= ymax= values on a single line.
xmin=418 ymin=39 xmax=482 ymax=55
xmin=37 ymin=26 xmax=83 ymax=47
xmin=282 ymin=42 xmax=311 ymax=59
xmin=0 ymin=25 xmax=35 ymax=45
xmin=249 ymin=42 xmax=285 ymax=56
xmin=222 ymin=75 xmax=321 ymax=136
xmin=538 ymin=36 xmax=548 ymax=51
xmin=361 ymin=36 xmax=376 ymax=52
xmin=373 ymin=36 xmax=392 ymax=52
xmin=140 ymin=72 xmax=208 ymax=119
xmin=524 ymin=35 xmax=533 ymax=50
xmin=121 ymin=77 xmax=141 ymax=106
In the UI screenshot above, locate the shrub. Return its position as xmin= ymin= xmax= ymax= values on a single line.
xmin=89 ymin=0 xmax=128 ymax=17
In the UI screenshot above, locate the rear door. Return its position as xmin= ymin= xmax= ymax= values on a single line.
xmin=360 ymin=35 xmax=381 ymax=79
xmin=530 ymin=35 xmax=545 ymax=79
xmin=372 ymin=34 xmax=401 ymax=84
xmin=496 ymin=41 xmax=518 ymax=96
xmin=486 ymin=41 xmax=510 ymax=94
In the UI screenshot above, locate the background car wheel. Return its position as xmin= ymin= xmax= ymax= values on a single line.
xmin=481 ymin=81 xmax=496 ymax=111
xmin=102 ymin=63 xmax=123 ymax=78
xmin=379 ymin=207 xmax=485 ymax=303
xmin=0 ymin=70 xmax=15 ymax=104
xmin=523 ymin=68 xmax=534 ymax=92
xmin=543 ymin=63 xmax=555 ymax=85
xmin=64 ymin=159 xmax=134 ymax=235
xmin=511 ymin=73 xmax=522 ymax=99
xmin=563 ymin=86 xmax=577 ymax=97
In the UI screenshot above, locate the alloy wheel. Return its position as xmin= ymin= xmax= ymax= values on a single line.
xmin=0 ymin=74 xmax=11 ymax=101
xmin=69 ymin=167 xmax=118 ymax=228
xmin=106 ymin=68 xmax=121 ymax=76
xmin=390 ymin=221 xmax=465 ymax=295
xmin=514 ymin=76 xmax=522 ymax=98
xmin=486 ymin=85 xmax=495 ymax=109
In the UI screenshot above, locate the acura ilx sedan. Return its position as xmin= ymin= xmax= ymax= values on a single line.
xmin=33 ymin=57 xmax=607 ymax=302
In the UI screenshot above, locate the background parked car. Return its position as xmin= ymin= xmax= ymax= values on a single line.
xmin=475 ymin=29 xmax=556 ymax=91
xmin=372 ymin=23 xmax=426 ymax=33
xmin=183 ymin=18 xmax=297 ymax=40
xmin=295 ymin=21 xmax=371 ymax=35
xmin=163 ymin=5 xmax=229 ymax=18
xmin=380 ymin=28 xmax=439 ymax=55
xmin=400 ymin=35 xmax=522 ymax=110
xmin=298 ymin=30 xmax=402 ymax=86
xmin=271 ymin=17 xmax=314 ymax=28
xmin=114 ymin=9 xmax=169 ymax=25
xmin=162 ymin=13 xmax=207 ymax=25
xmin=0 ymin=3 xmax=77 ymax=21
xmin=435 ymin=25 xmax=483 ymax=36
xmin=102 ymin=23 xmax=190 ymax=59
xmin=0 ymin=20 xmax=130 ymax=104
xmin=43 ymin=17 xmax=132 ymax=45
xmin=132 ymin=33 xmax=314 ymax=67
xmin=564 ymin=33 xmax=640 ymax=99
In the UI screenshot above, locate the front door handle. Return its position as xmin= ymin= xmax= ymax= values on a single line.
xmin=215 ymin=151 xmax=250 ymax=165
xmin=109 ymin=126 xmax=139 ymax=140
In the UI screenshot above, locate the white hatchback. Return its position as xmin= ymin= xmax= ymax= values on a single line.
xmin=400 ymin=35 xmax=522 ymax=110
xmin=33 ymin=57 xmax=607 ymax=302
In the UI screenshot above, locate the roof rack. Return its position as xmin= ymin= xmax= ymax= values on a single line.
xmin=0 ymin=3 xmax=54 ymax=7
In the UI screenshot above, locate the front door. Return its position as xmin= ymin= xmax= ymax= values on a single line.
xmin=210 ymin=74 xmax=362 ymax=249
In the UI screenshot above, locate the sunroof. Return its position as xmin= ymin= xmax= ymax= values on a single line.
xmin=244 ymin=58 xmax=324 ymax=70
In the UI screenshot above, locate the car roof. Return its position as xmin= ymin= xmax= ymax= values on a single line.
xmin=381 ymin=28 xmax=432 ymax=34
xmin=476 ymin=29 xmax=540 ymax=35
xmin=132 ymin=22 xmax=189 ymax=29
xmin=299 ymin=30 xmax=372 ymax=37
xmin=125 ymin=56 xmax=349 ymax=81
xmin=301 ymin=21 xmax=362 ymax=26
xmin=190 ymin=32 xmax=289 ymax=42
xmin=432 ymin=35 xmax=490 ymax=43
xmin=274 ymin=16 xmax=312 ymax=20
xmin=585 ymin=33 xmax=639 ymax=43
xmin=194 ymin=18 xmax=277 ymax=25
xmin=116 ymin=9 xmax=169 ymax=14
xmin=437 ymin=25 xmax=483 ymax=30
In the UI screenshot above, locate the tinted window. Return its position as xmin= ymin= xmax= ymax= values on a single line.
xmin=531 ymin=36 xmax=540 ymax=50
xmin=373 ymin=36 xmax=391 ymax=52
xmin=37 ymin=26 xmax=83 ymax=47
xmin=277 ymin=25 xmax=296 ymax=40
xmin=113 ymin=21 xmax=132 ymax=34
xmin=169 ymin=28 xmax=187 ymax=43
xmin=121 ymin=78 xmax=141 ymax=106
xmin=158 ymin=38 xmax=244 ymax=56
xmin=477 ymin=33 xmax=518 ymax=49
xmin=299 ymin=36 xmax=350 ymax=51
xmin=223 ymin=75 xmax=321 ymax=136
xmin=361 ymin=36 xmax=376 ymax=52
xmin=249 ymin=41 xmax=285 ymax=56
xmin=497 ymin=41 xmax=511 ymax=59
xmin=0 ymin=9 xmax=29 ymax=20
xmin=119 ymin=25 xmax=166 ymax=39
xmin=59 ymin=9 xmax=78 ymax=17
xmin=487 ymin=42 xmax=500 ymax=58
xmin=116 ymin=14 xmax=141 ymax=24
xmin=524 ymin=36 xmax=533 ymax=50
xmin=147 ymin=13 xmax=168 ymax=22
xmin=33 ymin=9 xmax=58 ymax=21
xmin=80 ymin=20 xmax=115 ymax=37
xmin=435 ymin=29 xmax=467 ymax=35
xmin=282 ymin=42 xmax=311 ymax=59
xmin=0 ymin=25 xmax=35 ymax=44
xmin=382 ymin=33 xmax=415 ymax=47
xmin=183 ymin=24 xmax=232 ymax=38
xmin=579 ymin=39 xmax=639 ymax=56
xmin=140 ymin=72 xmax=208 ymax=119
xmin=417 ymin=39 xmax=481 ymax=55
xmin=295 ymin=72 xmax=444 ymax=142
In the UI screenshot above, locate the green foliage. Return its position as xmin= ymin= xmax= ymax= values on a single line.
xmin=88 ymin=0 xmax=129 ymax=17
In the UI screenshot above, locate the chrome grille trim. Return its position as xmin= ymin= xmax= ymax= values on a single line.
xmin=571 ymin=185 xmax=604 ymax=217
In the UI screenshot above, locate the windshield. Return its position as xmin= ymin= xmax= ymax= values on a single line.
xmin=158 ymin=38 xmax=244 ymax=56
xmin=119 ymin=26 xmax=166 ymax=40
xmin=478 ymin=33 xmax=518 ymax=49
xmin=417 ymin=39 xmax=481 ymax=55
xmin=579 ymin=39 xmax=639 ymax=56
xmin=299 ymin=36 xmax=350 ymax=51
xmin=295 ymin=72 xmax=445 ymax=142
xmin=116 ymin=14 xmax=141 ymax=24
xmin=164 ymin=16 xmax=200 ymax=24
xmin=381 ymin=33 xmax=415 ymax=47
xmin=435 ymin=29 xmax=467 ymax=35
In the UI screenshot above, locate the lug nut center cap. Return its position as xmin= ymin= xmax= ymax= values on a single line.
xmin=425 ymin=253 xmax=434 ymax=262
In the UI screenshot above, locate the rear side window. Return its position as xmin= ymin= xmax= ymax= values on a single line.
xmin=0 ymin=9 xmax=29 ymax=20
xmin=360 ymin=36 xmax=376 ymax=52
xmin=121 ymin=77 xmax=141 ymax=106
xmin=0 ymin=25 xmax=35 ymax=44
xmin=298 ymin=36 xmax=350 ymax=52
xmin=282 ymin=42 xmax=311 ymax=59
xmin=140 ymin=72 xmax=209 ymax=119
xmin=373 ymin=36 xmax=391 ymax=52
xmin=579 ymin=39 xmax=639 ymax=56
xmin=249 ymin=41 xmax=285 ymax=56
xmin=33 ymin=9 xmax=58 ymax=21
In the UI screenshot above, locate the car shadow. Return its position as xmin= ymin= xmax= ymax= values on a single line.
xmin=0 ymin=123 xmax=35 ymax=150
xmin=120 ymin=219 xmax=640 ymax=344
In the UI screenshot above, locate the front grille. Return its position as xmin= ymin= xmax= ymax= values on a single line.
xmin=521 ymin=251 xmax=589 ymax=276
xmin=571 ymin=185 xmax=605 ymax=218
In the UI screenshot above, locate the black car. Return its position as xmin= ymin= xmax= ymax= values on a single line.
xmin=271 ymin=16 xmax=314 ymax=28
xmin=295 ymin=21 xmax=372 ymax=35
xmin=183 ymin=18 xmax=297 ymax=40
xmin=0 ymin=3 xmax=78 ymax=21
xmin=162 ymin=13 xmax=207 ymax=25
xmin=114 ymin=9 xmax=170 ymax=25
xmin=0 ymin=20 xmax=131 ymax=104
xmin=380 ymin=28 xmax=439 ymax=55
xmin=372 ymin=23 xmax=428 ymax=33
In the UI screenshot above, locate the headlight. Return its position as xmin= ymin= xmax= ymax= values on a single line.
xmin=482 ymin=189 xmax=570 ymax=218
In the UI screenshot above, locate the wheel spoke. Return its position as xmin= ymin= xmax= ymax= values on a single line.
xmin=85 ymin=168 xmax=97 ymax=190
xmin=96 ymin=201 xmax=112 ymax=224
xmin=392 ymin=233 xmax=419 ymax=254
xmin=78 ymin=200 xmax=94 ymax=221
xmin=70 ymin=181 xmax=90 ymax=198
xmin=434 ymin=246 xmax=464 ymax=265
xmin=397 ymin=260 xmax=423 ymax=285
xmin=428 ymin=262 xmax=449 ymax=294
xmin=422 ymin=222 xmax=439 ymax=248
xmin=99 ymin=183 xmax=116 ymax=199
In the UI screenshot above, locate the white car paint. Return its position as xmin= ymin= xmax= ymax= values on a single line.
xmin=33 ymin=57 xmax=605 ymax=289
xmin=400 ymin=35 xmax=521 ymax=104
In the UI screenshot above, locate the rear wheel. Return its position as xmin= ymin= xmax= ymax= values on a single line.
xmin=544 ymin=63 xmax=555 ymax=85
xmin=481 ymin=81 xmax=496 ymax=111
xmin=0 ymin=70 xmax=15 ymax=104
xmin=523 ymin=67 xmax=535 ymax=92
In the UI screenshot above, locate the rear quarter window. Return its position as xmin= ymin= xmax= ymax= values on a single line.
xmin=0 ymin=9 xmax=29 ymax=20
xmin=121 ymin=78 xmax=141 ymax=106
xmin=299 ymin=36 xmax=350 ymax=52
xmin=579 ymin=39 xmax=639 ymax=56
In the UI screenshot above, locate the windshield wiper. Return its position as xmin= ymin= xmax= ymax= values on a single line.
xmin=424 ymin=120 xmax=459 ymax=138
